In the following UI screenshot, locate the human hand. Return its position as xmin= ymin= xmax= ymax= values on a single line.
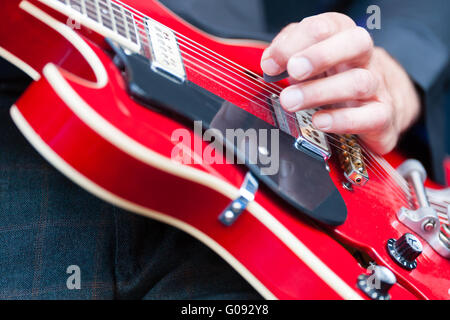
xmin=261 ymin=13 xmax=421 ymax=154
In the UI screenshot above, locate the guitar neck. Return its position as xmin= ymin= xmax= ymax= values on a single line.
xmin=40 ymin=0 xmax=141 ymax=52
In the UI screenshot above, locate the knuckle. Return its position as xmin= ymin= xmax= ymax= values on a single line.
xmin=301 ymin=15 xmax=335 ymax=41
xmin=325 ymin=12 xmax=356 ymax=27
xmin=353 ymin=27 xmax=374 ymax=53
xmin=271 ymin=23 xmax=296 ymax=47
xmin=368 ymin=104 xmax=392 ymax=133
xmin=339 ymin=111 xmax=357 ymax=132
xmin=376 ymin=105 xmax=392 ymax=129
xmin=312 ymin=49 xmax=332 ymax=68
xmin=269 ymin=44 xmax=289 ymax=63
xmin=286 ymin=22 xmax=298 ymax=31
xmin=351 ymin=69 xmax=376 ymax=97
xmin=305 ymin=84 xmax=323 ymax=104
xmin=276 ymin=23 xmax=296 ymax=41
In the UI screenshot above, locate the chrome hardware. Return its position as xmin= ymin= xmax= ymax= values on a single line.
xmin=342 ymin=181 xmax=353 ymax=191
xmin=268 ymin=95 xmax=331 ymax=161
xmin=396 ymin=159 xmax=450 ymax=258
xmin=144 ymin=18 xmax=186 ymax=82
xmin=269 ymin=94 xmax=291 ymax=135
xmin=219 ymin=172 xmax=258 ymax=226
xmin=426 ymin=188 xmax=450 ymax=250
xmin=294 ymin=109 xmax=331 ymax=161
xmin=337 ymin=134 xmax=369 ymax=186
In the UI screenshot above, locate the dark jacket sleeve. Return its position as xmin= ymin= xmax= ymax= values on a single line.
xmin=353 ymin=0 xmax=450 ymax=183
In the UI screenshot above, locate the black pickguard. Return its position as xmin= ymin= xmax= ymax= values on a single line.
xmin=108 ymin=42 xmax=347 ymax=226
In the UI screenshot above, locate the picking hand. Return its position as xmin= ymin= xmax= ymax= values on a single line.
xmin=261 ymin=13 xmax=421 ymax=154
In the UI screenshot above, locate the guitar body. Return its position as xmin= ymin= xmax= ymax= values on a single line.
xmin=1 ymin=0 xmax=449 ymax=299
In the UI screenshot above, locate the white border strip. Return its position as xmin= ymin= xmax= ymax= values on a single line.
xmin=43 ymin=62 xmax=240 ymax=199
xmin=10 ymin=104 xmax=277 ymax=300
xmin=0 ymin=46 xmax=40 ymax=81
xmin=42 ymin=64 xmax=362 ymax=300
xmin=20 ymin=0 xmax=108 ymax=88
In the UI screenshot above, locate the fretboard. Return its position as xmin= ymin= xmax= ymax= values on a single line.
xmin=42 ymin=0 xmax=186 ymax=81
xmin=48 ymin=0 xmax=141 ymax=52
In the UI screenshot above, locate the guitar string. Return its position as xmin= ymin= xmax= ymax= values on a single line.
xmin=176 ymin=36 xmax=413 ymax=200
xmin=180 ymin=53 xmax=412 ymax=205
xmin=182 ymin=57 xmax=411 ymax=206
xmin=111 ymin=1 xmax=418 ymax=199
xmin=177 ymin=32 xmax=412 ymax=197
xmin=428 ymin=197 xmax=450 ymax=223
xmin=113 ymin=8 xmax=389 ymax=156
xmin=181 ymin=57 xmax=412 ymax=206
xmin=118 ymin=18 xmax=413 ymax=206
xmin=176 ymin=31 xmax=414 ymax=195
xmin=109 ymin=1 xmax=447 ymax=225
xmin=107 ymin=1 xmax=411 ymax=185
xmin=126 ymin=18 xmax=412 ymax=193
xmin=111 ymin=0 xmax=433 ymax=207
xmin=177 ymin=50 xmax=413 ymax=204
xmin=127 ymin=21 xmax=412 ymax=199
xmin=120 ymin=1 xmax=450 ymax=218
xmin=112 ymin=0 xmax=283 ymax=95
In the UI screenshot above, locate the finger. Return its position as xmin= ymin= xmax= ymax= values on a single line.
xmin=280 ymin=68 xmax=378 ymax=111
xmin=261 ymin=13 xmax=355 ymax=75
xmin=287 ymin=27 xmax=373 ymax=81
xmin=358 ymin=129 xmax=399 ymax=155
xmin=311 ymin=102 xmax=391 ymax=135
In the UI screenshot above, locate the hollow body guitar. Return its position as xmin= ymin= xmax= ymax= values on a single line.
xmin=1 ymin=0 xmax=449 ymax=300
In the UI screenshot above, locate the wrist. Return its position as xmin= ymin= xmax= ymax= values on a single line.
xmin=375 ymin=47 xmax=421 ymax=134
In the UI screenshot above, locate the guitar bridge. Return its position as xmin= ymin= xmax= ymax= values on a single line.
xmin=337 ymin=134 xmax=369 ymax=186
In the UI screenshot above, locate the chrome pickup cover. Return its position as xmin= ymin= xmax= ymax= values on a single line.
xmin=268 ymin=95 xmax=331 ymax=161
xmin=144 ymin=18 xmax=186 ymax=82
xmin=295 ymin=109 xmax=331 ymax=160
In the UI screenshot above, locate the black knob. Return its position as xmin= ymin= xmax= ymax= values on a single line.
xmin=387 ymin=233 xmax=423 ymax=270
xmin=357 ymin=265 xmax=396 ymax=300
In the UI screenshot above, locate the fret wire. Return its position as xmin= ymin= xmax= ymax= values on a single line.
xmin=94 ymin=0 xmax=102 ymax=24
xmin=124 ymin=9 xmax=138 ymax=44
xmin=80 ymin=0 xmax=86 ymax=15
xmin=119 ymin=4 xmax=132 ymax=42
xmin=111 ymin=2 xmax=127 ymax=38
xmin=56 ymin=0 xmax=140 ymax=49
xmin=98 ymin=0 xmax=113 ymax=30
xmin=85 ymin=0 xmax=99 ymax=22
xmin=69 ymin=0 xmax=82 ymax=13
xmin=105 ymin=0 xmax=117 ymax=33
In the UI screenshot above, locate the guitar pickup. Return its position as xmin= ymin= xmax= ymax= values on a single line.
xmin=143 ymin=18 xmax=186 ymax=83
xmin=268 ymin=95 xmax=331 ymax=161
xmin=294 ymin=109 xmax=332 ymax=161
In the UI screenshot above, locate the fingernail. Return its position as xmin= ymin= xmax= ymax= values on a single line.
xmin=313 ymin=113 xmax=332 ymax=130
xmin=261 ymin=58 xmax=281 ymax=75
xmin=280 ymin=88 xmax=304 ymax=111
xmin=288 ymin=57 xmax=313 ymax=80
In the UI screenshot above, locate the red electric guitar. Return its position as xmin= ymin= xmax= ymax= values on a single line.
xmin=1 ymin=0 xmax=449 ymax=300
